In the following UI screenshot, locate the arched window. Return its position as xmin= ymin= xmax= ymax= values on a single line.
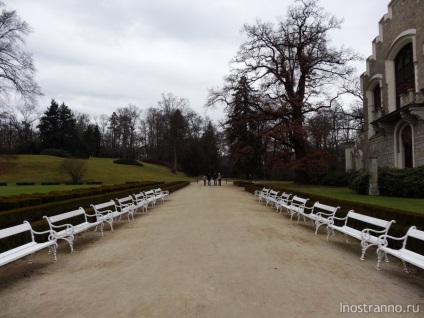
xmin=395 ymin=122 xmax=414 ymax=168
xmin=401 ymin=125 xmax=413 ymax=168
xmin=394 ymin=43 xmax=415 ymax=109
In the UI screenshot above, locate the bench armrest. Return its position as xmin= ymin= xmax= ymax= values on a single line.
xmin=49 ymin=223 xmax=72 ymax=230
xmin=91 ymin=209 xmax=114 ymax=221
xmin=51 ymin=223 xmax=74 ymax=236
xmin=119 ymin=203 xmax=133 ymax=208
xmin=331 ymin=215 xmax=348 ymax=222
xmin=315 ymin=211 xmax=334 ymax=220
xmin=32 ymin=229 xmax=57 ymax=241
xmin=85 ymin=213 xmax=100 ymax=221
xmin=277 ymin=198 xmax=290 ymax=204
xmin=316 ymin=211 xmax=333 ymax=217
xmin=376 ymin=233 xmax=408 ymax=247
xmin=361 ymin=228 xmax=388 ymax=241
xmin=97 ymin=209 xmax=114 ymax=215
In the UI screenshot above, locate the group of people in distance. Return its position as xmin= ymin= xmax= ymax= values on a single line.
xmin=203 ymin=172 xmax=223 ymax=186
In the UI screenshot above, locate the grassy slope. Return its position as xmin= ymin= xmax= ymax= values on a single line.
xmin=0 ymin=155 xmax=194 ymax=196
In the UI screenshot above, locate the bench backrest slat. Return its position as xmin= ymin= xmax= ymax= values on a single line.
xmin=92 ymin=200 xmax=116 ymax=211
xmin=0 ymin=222 xmax=32 ymax=239
xmin=292 ymin=195 xmax=308 ymax=205
xmin=280 ymin=193 xmax=291 ymax=200
xmin=407 ymin=226 xmax=424 ymax=241
xmin=133 ymin=193 xmax=145 ymax=200
xmin=260 ymin=189 xmax=270 ymax=195
xmin=313 ymin=202 xmax=339 ymax=213
xmin=47 ymin=208 xmax=86 ymax=223
xmin=117 ymin=196 xmax=133 ymax=204
xmin=346 ymin=211 xmax=392 ymax=228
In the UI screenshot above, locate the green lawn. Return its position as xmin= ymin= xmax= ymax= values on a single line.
xmin=0 ymin=155 xmax=195 ymax=196
xmin=261 ymin=181 xmax=424 ymax=215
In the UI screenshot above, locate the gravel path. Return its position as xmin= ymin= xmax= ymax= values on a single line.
xmin=0 ymin=182 xmax=423 ymax=317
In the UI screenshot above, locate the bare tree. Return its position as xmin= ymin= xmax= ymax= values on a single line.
xmin=61 ymin=158 xmax=87 ymax=183
xmin=115 ymin=104 xmax=141 ymax=159
xmin=209 ymin=0 xmax=360 ymax=183
xmin=158 ymin=93 xmax=190 ymax=173
xmin=0 ymin=2 xmax=42 ymax=104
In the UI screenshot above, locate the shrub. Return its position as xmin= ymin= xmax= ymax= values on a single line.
xmin=379 ymin=166 xmax=424 ymax=198
xmin=113 ymin=158 xmax=144 ymax=167
xmin=61 ymin=158 xmax=87 ymax=183
xmin=306 ymin=170 xmax=362 ymax=187
xmin=349 ymin=171 xmax=369 ymax=195
xmin=320 ymin=171 xmax=351 ymax=187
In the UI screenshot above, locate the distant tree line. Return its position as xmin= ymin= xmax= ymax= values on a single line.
xmin=0 ymin=93 xmax=223 ymax=177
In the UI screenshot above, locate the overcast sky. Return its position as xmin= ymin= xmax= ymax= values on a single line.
xmin=11 ymin=0 xmax=389 ymax=122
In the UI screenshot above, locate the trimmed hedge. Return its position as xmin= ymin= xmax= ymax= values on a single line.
xmin=0 ymin=180 xmax=189 ymax=252
xmin=347 ymin=166 xmax=424 ymax=198
xmin=0 ymin=181 xmax=188 ymax=229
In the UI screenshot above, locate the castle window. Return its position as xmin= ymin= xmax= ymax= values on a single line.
xmin=395 ymin=42 xmax=415 ymax=109
xmin=373 ymin=85 xmax=381 ymax=111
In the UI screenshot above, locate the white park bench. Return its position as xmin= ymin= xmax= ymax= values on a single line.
xmin=326 ymin=210 xmax=396 ymax=260
xmin=143 ymin=190 xmax=157 ymax=207
xmin=287 ymin=195 xmax=309 ymax=220
xmin=257 ymin=188 xmax=270 ymax=204
xmin=43 ymin=207 xmax=104 ymax=252
xmin=275 ymin=193 xmax=292 ymax=213
xmin=115 ymin=196 xmax=136 ymax=221
xmin=376 ymin=226 xmax=424 ymax=273
xmin=91 ymin=199 xmax=132 ymax=231
xmin=254 ymin=188 xmax=268 ymax=201
xmin=0 ymin=221 xmax=57 ymax=266
xmin=131 ymin=193 xmax=149 ymax=213
xmin=153 ymin=188 xmax=169 ymax=203
xmin=265 ymin=190 xmax=279 ymax=207
xmin=295 ymin=201 xmax=340 ymax=235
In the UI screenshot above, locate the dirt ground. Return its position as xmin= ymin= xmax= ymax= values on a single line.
xmin=0 ymin=182 xmax=423 ymax=318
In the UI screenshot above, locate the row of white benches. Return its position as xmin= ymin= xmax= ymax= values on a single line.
xmin=0 ymin=188 xmax=169 ymax=267
xmin=254 ymin=187 xmax=424 ymax=274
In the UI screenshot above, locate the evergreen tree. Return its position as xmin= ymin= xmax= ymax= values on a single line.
xmin=225 ymin=76 xmax=264 ymax=178
xmin=37 ymin=99 xmax=77 ymax=153
xmin=201 ymin=121 xmax=219 ymax=174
